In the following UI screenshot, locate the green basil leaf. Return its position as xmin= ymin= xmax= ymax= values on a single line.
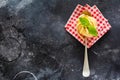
xmin=79 ymin=17 xmax=90 ymax=27
xmin=87 ymin=25 xmax=98 ymax=36
xmin=79 ymin=17 xmax=98 ymax=36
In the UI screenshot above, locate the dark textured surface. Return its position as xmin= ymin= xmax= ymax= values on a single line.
xmin=0 ymin=0 xmax=120 ymax=80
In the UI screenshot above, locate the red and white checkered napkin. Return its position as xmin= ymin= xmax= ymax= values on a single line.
xmin=65 ymin=4 xmax=111 ymax=48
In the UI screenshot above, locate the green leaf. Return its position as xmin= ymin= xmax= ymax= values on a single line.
xmin=79 ymin=17 xmax=90 ymax=27
xmin=79 ymin=17 xmax=98 ymax=36
xmin=87 ymin=25 xmax=98 ymax=36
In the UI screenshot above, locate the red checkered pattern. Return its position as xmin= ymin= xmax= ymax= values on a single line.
xmin=65 ymin=4 xmax=111 ymax=48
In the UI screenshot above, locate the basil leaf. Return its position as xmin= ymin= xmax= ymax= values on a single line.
xmin=79 ymin=17 xmax=98 ymax=36
xmin=79 ymin=17 xmax=90 ymax=27
xmin=87 ymin=25 xmax=98 ymax=36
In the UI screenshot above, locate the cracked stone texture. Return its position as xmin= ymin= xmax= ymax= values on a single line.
xmin=0 ymin=0 xmax=120 ymax=80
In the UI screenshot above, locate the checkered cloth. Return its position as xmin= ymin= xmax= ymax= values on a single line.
xmin=65 ymin=4 xmax=111 ymax=48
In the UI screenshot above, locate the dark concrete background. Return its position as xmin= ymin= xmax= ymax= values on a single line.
xmin=0 ymin=0 xmax=120 ymax=80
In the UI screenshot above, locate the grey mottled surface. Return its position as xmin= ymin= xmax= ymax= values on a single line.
xmin=0 ymin=0 xmax=120 ymax=80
